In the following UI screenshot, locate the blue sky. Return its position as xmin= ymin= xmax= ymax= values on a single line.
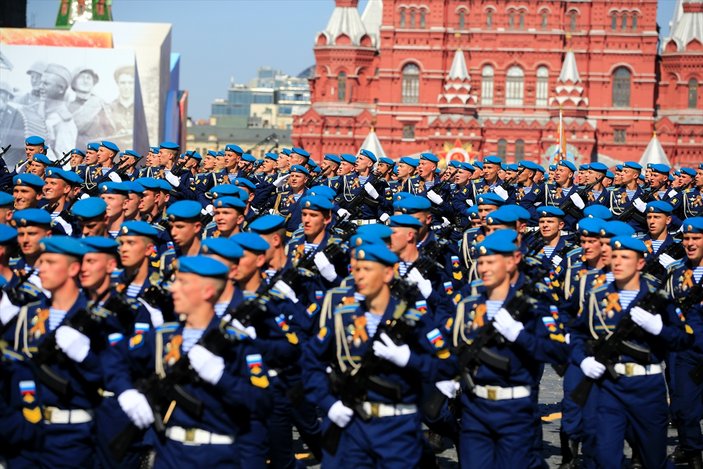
xmin=27 ymin=0 xmax=676 ymax=120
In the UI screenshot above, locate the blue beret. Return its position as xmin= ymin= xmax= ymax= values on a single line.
xmin=213 ymin=196 xmax=246 ymax=210
xmin=81 ymin=236 xmax=119 ymax=255
xmin=166 ymin=200 xmax=202 ymax=221
xmin=231 ymin=232 xmax=269 ymax=253
xmin=206 ymin=150 xmax=218 ymax=158
xmin=25 ymin=135 xmax=45 ymax=146
xmin=359 ymin=149 xmax=377 ymax=163
xmin=291 ymin=147 xmax=310 ymax=159
xmin=476 ymin=230 xmax=518 ymax=256
xmin=486 ymin=206 xmax=521 ymax=225
xmin=225 ymin=144 xmax=243 ymax=154
xmin=646 ymin=201 xmax=673 ymax=214
xmin=12 ymin=208 xmax=51 ymax=227
xmin=519 ymin=161 xmax=540 ymax=172
xmin=40 ymin=236 xmax=88 ymax=258
xmin=624 ymin=161 xmax=642 ymax=171
xmin=577 ymin=217 xmax=605 ymax=237
xmin=101 ymin=141 xmax=119 ymax=153
xmin=476 ymin=192 xmax=505 ymax=206
xmin=70 ymin=148 xmax=85 ymax=157
xmin=399 ymin=156 xmax=418 ymax=168
xmin=459 ymin=162 xmax=475 ymax=172
xmin=119 ymin=221 xmax=160 ymax=239
xmin=511 ymin=205 xmax=532 ymax=222
xmin=177 ymin=255 xmax=229 ymax=278
xmin=322 ymin=154 xmax=340 ymax=164
xmin=201 ymin=238 xmax=243 ymax=261
xmin=71 ymin=197 xmax=107 ymax=220
xmin=134 ymin=177 xmax=162 ymax=191
xmin=600 ymin=220 xmax=635 ymax=238
xmin=681 ymin=167 xmax=696 ymax=177
xmin=0 ymin=224 xmax=17 ymax=245
xmin=682 ymin=217 xmax=703 ymax=234
xmin=290 ymin=165 xmax=310 ymax=176
xmin=13 ymin=173 xmax=45 ymax=190
xmin=616 ymin=164 xmax=624 ymax=171
xmin=610 ymin=236 xmax=647 ymax=254
xmin=589 ymin=162 xmax=608 ymax=173
xmin=500 ymin=163 xmax=508 ymax=171
xmin=558 ymin=160 xmax=577 ymax=172
xmin=379 ymin=157 xmax=394 ymax=166
xmin=234 ymin=177 xmax=256 ymax=192
xmin=605 ymin=170 xmax=615 ymax=179
xmin=241 ymin=153 xmax=256 ymax=164
xmin=305 ymin=185 xmax=336 ymax=200
xmin=99 ymin=182 xmax=130 ymax=196
xmin=354 ymin=243 xmax=398 ymax=266
xmin=121 ymin=181 xmax=145 ymax=195
xmin=466 ymin=205 xmax=480 ymax=219
xmin=579 ymin=164 xmax=590 ymax=171
xmin=281 ymin=148 xmax=292 ymax=156
xmin=149 ymin=146 xmax=160 ymax=154
xmin=32 ymin=154 xmax=51 ymax=166
xmin=448 ymin=160 xmax=461 ymax=169
xmin=184 ymin=151 xmax=201 ymax=161
xmin=264 ymin=152 xmax=279 ymax=161
xmin=549 ymin=164 xmax=557 ymax=171
xmin=393 ymin=195 xmax=431 ymax=214
xmin=484 ymin=155 xmax=502 ymax=165
xmin=356 ymin=223 xmax=393 ymax=240
xmin=45 ymin=167 xmax=73 ymax=184
xmin=159 ymin=141 xmax=179 ymax=151
xmin=649 ymin=164 xmax=670 ymax=175
xmin=208 ymin=184 xmax=242 ymax=200
xmin=0 ymin=192 xmax=13 ymax=207
xmin=87 ymin=142 xmax=100 ymax=151
xmin=350 ymin=235 xmax=385 ymax=248
xmin=583 ymin=204 xmax=613 ymax=220
xmin=341 ymin=154 xmax=357 ymax=165
xmin=389 ymin=214 xmax=422 ymax=229
xmin=64 ymin=171 xmax=84 ymax=186
xmin=473 ymin=161 xmax=484 ymax=170
xmin=300 ymin=195 xmax=333 ymax=212
xmin=506 ymin=163 xmax=518 ymax=172
xmin=420 ymin=152 xmax=439 ymax=164
xmin=538 ymin=206 xmax=565 ymax=218
xmin=699 ymin=163 xmax=703 ymax=170
xmin=121 ymin=149 xmax=140 ymax=159
xmin=155 ymin=179 xmax=173 ymax=193
xmin=248 ymin=214 xmax=286 ymax=234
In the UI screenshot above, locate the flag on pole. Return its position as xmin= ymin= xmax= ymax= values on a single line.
xmin=556 ymin=107 xmax=566 ymax=163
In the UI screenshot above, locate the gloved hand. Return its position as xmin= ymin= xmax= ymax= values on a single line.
xmin=379 ymin=213 xmax=390 ymax=223
xmin=327 ymin=400 xmax=354 ymax=428
xmin=314 ymin=252 xmax=338 ymax=282
xmin=188 ymin=345 xmax=225 ymax=385
xmin=363 ymin=182 xmax=379 ymax=200
xmin=273 ymin=173 xmax=290 ymax=188
xmin=164 ymin=171 xmax=180 ymax=187
xmin=79 ymin=193 xmax=90 ymax=200
xmin=580 ymin=357 xmax=605 ymax=379
xmin=407 ymin=267 xmax=433 ymax=299
xmin=0 ymin=291 xmax=20 ymax=324
xmin=274 ymin=280 xmax=299 ymax=303
xmin=337 ymin=208 xmax=351 ymax=219
xmin=658 ymin=253 xmax=676 ymax=269
xmin=203 ymin=204 xmax=214 ymax=216
xmin=492 ymin=308 xmax=524 ymax=343
xmin=494 ymin=186 xmax=509 ymax=201
xmin=630 ymin=306 xmax=663 ymax=336
xmin=14 ymin=158 xmax=29 ymax=173
xmin=551 ymin=254 xmax=563 ymax=267
xmin=569 ymin=193 xmax=586 ymax=210
xmin=230 ymin=319 xmax=257 ymax=340
xmin=427 ymin=190 xmax=444 ymax=205
xmin=117 ymin=389 xmax=155 ymax=429
xmin=632 ymin=197 xmax=647 ymax=213
xmin=55 ymin=326 xmax=91 ymax=362
xmin=435 ymin=380 xmax=460 ymax=399
xmin=372 ymin=333 xmax=411 ymax=368
xmin=107 ymin=171 xmax=123 ymax=183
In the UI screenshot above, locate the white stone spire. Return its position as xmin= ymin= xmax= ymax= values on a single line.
xmin=358 ymin=128 xmax=386 ymax=158
xmin=438 ymin=50 xmax=477 ymax=107
xmin=639 ymin=133 xmax=671 ymax=167
xmin=319 ymin=0 xmax=371 ymax=47
xmin=550 ymin=50 xmax=588 ymax=107
xmin=361 ymin=0 xmax=383 ymax=48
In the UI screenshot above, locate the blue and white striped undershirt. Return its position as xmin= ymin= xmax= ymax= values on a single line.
xmin=398 ymin=261 xmax=411 ymax=278
xmin=303 ymin=242 xmax=319 ymax=255
xmin=108 ymin=230 xmax=119 ymax=239
xmin=650 ymin=240 xmax=664 ymax=253
xmin=592 ymin=190 xmax=602 ymax=200
xmin=625 ymin=189 xmax=636 ymax=201
xmin=48 ymin=308 xmax=67 ymax=331
xmin=425 ymin=180 xmax=436 ymax=190
xmin=486 ymin=300 xmax=503 ymax=321
xmin=181 ymin=328 xmax=204 ymax=353
xmin=364 ymin=312 xmax=383 ymax=337
xmin=126 ymin=283 xmax=142 ymax=298
xmin=694 ymin=267 xmax=703 ymax=284
xmin=543 ymin=246 xmax=556 ymax=258
xmin=359 ymin=175 xmax=369 ymax=185
xmin=619 ymin=290 xmax=638 ymax=310
xmin=605 ymin=272 xmax=615 ymax=283
xmin=214 ymin=302 xmax=228 ymax=318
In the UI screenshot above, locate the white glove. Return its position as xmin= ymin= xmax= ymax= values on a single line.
xmin=337 ymin=208 xmax=351 ymax=219
xmin=203 ymin=204 xmax=214 ymax=216
xmin=0 ymin=292 xmax=20 ymax=324
xmin=230 ymin=318 xmax=257 ymax=340
xmin=580 ymin=357 xmax=606 ymax=380
xmin=363 ymin=182 xmax=379 ymax=200
xmin=14 ymin=158 xmax=29 ymax=173
xmin=372 ymin=333 xmax=411 ymax=368
xmin=314 ymin=252 xmax=338 ymax=282
xmin=630 ymin=306 xmax=663 ymax=336
xmin=492 ymin=308 xmax=524 ymax=343
xmin=188 ymin=345 xmax=225 ymax=385
xmin=117 ymin=389 xmax=155 ymax=429
xmin=407 ymin=267 xmax=433 ymax=299
xmin=565 ymin=333 xmax=570 ymax=345
xmin=440 ymin=217 xmax=450 ymax=228
xmin=494 ymin=186 xmax=509 ymax=201
xmin=435 ymin=380 xmax=460 ymax=399
xmin=274 ymin=280 xmax=298 ymax=303
xmin=466 ymin=199 xmax=474 ymax=207
xmin=327 ymin=400 xmax=354 ymax=428
xmin=107 ymin=171 xmax=122 ymax=183
xmin=273 ymin=173 xmax=290 ymax=188
xmin=379 ymin=213 xmax=390 ymax=223
xmin=658 ymin=253 xmax=676 ymax=269
xmin=427 ymin=190 xmax=444 ymax=205
xmin=55 ymin=326 xmax=90 ymax=362
xmin=570 ymin=193 xmax=586 ymax=210
xmin=79 ymin=193 xmax=90 ymax=200
xmin=551 ymin=255 xmax=563 ymax=267
xmin=164 ymin=171 xmax=180 ymax=187
xmin=632 ymin=197 xmax=647 ymax=213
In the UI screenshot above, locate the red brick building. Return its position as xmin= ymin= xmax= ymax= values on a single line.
xmin=292 ymin=0 xmax=703 ymax=167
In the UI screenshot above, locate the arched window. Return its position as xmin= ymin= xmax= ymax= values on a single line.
xmin=399 ymin=8 xmax=406 ymax=27
xmin=689 ymin=78 xmax=699 ymax=109
xmin=612 ymin=67 xmax=631 ymax=107
xmin=481 ymin=65 xmax=494 ymax=105
xmin=536 ymin=66 xmax=549 ymax=107
xmin=506 ymin=65 xmax=525 ymax=106
xmin=508 ymin=11 xmax=515 ymax=30
xmin=402 ymin=63 xmax=420 ymax=104
xmin=515 ymin=139 xmax=525 ymax=161
xmin=569 ymin=10 xmax=578 ymax=31
xmin=519 ymin=11 xmax=525 ymax=30
xmin=420 ymin=10 xmax=426 ymax=28
xmin=486 ymin=9 xmax=493 ymax=28
xmin=611 ymin=12 xmax=618 ymax=31
xmin=459 ymin=10 xmax=465 ymax=29
xmin=410 ymin=9 xmax=416 ymax=28
xmin=540 ymin=10 xmax=548 ymax=30
xmin=497 ymin=139 xmax=507 ymax=159
xmin=631 ymin=14 xmax=638 ymax=30
xmin=337 ymin=72 xmax=346 ymax=101
xmin=621 ymin=12 xmax=627 ymax=30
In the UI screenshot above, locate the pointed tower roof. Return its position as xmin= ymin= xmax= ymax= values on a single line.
xmin=361 ymin=0 xmax=383 ymax=48
xmin=438 ymin=50 xmax=477 ymax=108
xmin=558 ymin=50 xmax=581 ymax=83
xmin=358 ymin=128 xmax=386 ymax=158
xmin=550 ymin=50 xmax=588 ymax=107
xmin=448 ymin=48 xmax=470 ymax=80
xmin=664 ymin=0 xmax=703 ymax=51
xmin=320 ymin=0 xmax=370 ymax=47
xmin=639 ymin=133 xmax=671 ymax=167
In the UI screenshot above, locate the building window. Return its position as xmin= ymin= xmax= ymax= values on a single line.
xmin=621 ymin=13 xmax=627 ymax=30
xmin=402 ymin=124 xmax=415 ymax=140
xmin=515 ymin=139 xmax=525 ymax=161
xmin=540 ymin=10 xmax=548 ymax=30
xmin=506 ymin=65 xmax=525 ymax=106
xmin=459 ymin=10 xmax=465 ymax=29
xmin=420 ymin=10 xmax=426 ymax=28
xmin=631 ymin=14 xmax=638 ymax=30
xmin=337 ymin=72 xmax=346 ymax=101
xmin=612 ymin=67 xmax=631 ymax=107
xmin=508 ymin=11 xmax=515 ymax=30
xmin=486 ymin=9 xmax=493 ymax=28
xmin=497 ymin=139 xmax=507 ymax=159
xmin=614 ymin=129 xmax=626 ymax=143
xmin=536 ymin=66 xmax=549 ymax=107
xmin=410 ymin=9 xmax=416 ymax=28
xmin=402 ymin=63 xmax=420 ymax=104
xmin=689 ymin=78 xmax=699 ymax=109
xmin=569 ymin=11 xmax=577 ymax=32
xmin=519 ymin=11 xmax=525 ymax=30
xmin=400 ymin=8 xmax=405 ymax=27
xmin=611 ymin=12 xmax=618 ymax=31
xmin=481 ymin=65 xmax=494 ymax=105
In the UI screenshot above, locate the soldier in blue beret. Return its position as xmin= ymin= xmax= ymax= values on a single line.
xmin=0 ymin=192 xmax=13 ymax=224
xmin=98 ymin=182 xmax=131 ymax=239
xmin=42 ymin=168 xmax=76 ymax=230
xmin=389 ymin=156 xmax=422 ymax=196
xmin=11 ymin=208 xmax=53 ymax=285
xmin=271 ymin=165 xmax=310 ymax=224
xmin=247 ymin=214 xmax=289 ymax=281
xmin=608 ymin=160 xmax=648 ymax=232
xmin=133 ymin=178 xmax=170 ymax=226
xmin=206 ymin=196 xmax=246 ymax=238
xmin=68 ymin=148 xmax=85 ymax=173
xmin=71 ymin=197 xmax=108 ymax=237
xmin=535 ymin=206 xmax=573 ymax=275
xmin=641 ymin=201 xmax=682 ymax=267
xmin=115 ymin=221 xmax=162 ymax=300
xmin=12 ymin=174 xmax=45 ymax=210
xmin=165 ymin=200 xmax=203 ymax=257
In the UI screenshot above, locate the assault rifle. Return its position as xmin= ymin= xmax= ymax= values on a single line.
xmin=0 ymin=144 xmax=11 ymax=159
xmin=617 ymin=186 xmax=654 ymax=226
xmin=50 ymin=150 xmax=72 ymax=168
xmin=642 ymin=241 xmax=686 ymax=280
xmin=84 ymin=154 xmax=144 ymax=195
xmin=559 ymin=178 xmax=603 ymax=219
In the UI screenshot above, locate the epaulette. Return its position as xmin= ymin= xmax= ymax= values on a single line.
xmin=222 ymin=322 xmax=248 ymax=341
xmin=155 ymin=322 xmax=180 ymax=334
xmin=110 ymin=268 xmax=124 ymax=281
xmin=8 ymin=256 xmax=20 ymax=269
xmin=2 ymin=347 xmax=24 ymax=362
xmin=590 ymin=284 xmax=608 ymax=295
xmin=267 ymin=287 xmax=287 ymax=300
xmin=205 ymin=220 xmax=217 ymax=231
xmin=566 ymin=247 xmax=582 ymax=259
xmin=459 ymin=294 xmax=482 ymax=306
xmin=334 ymin=295 xmax=359 ymax=315
xmin=667 ymin=259 xmax=686 ymax=272
xmin=470 ymin=279 xmax=484 ymax=289
xmin=153 ymin=224 xmax=165 ymax=232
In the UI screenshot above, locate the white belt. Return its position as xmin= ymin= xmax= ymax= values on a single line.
xmin=165 ymin=426 xmax=234 ymax=445
xmin=351 ymin=219 xmax=378 ymax=226
xmin=614 ymin=363 xmax=663 ymax=377
xmin=43 ymin=407 xmax=93 ymax=424
xmin=361 ymin=402 xmax=417 ymax=418
xmin=473 ymin=385 xmax=530 ymax=401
